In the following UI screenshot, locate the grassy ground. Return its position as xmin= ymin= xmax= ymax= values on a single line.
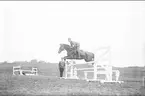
xmin=0 ymin=73 xmax=144 ymax=96
xmin=0 ymin=63 xmax=144 ymax=96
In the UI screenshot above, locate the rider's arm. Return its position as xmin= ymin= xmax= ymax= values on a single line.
xmin=70 ymin=41 xmax=74 ymax=47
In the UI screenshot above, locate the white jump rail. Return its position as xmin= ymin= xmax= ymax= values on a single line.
xmin=143 ymin=76 xmax=145 ymax=87
xmin=64 ymin=60 xmax=123 ymax=83
xmin=13 ymin=66 xmax=23 ymax=75
xmin=63 ymin=46 xmax=123 ymax=83
xmin=64 ymin=60 xmax=95 ymax=79
xmin=13 ymin=66 xmax=38 ymax=76
xmin=23 ymin=67 xmax=38 ymax=76
xmin=84 ymin=69 xmax=123 ymax=83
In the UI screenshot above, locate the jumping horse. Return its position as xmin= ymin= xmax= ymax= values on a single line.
xmin=58 ymin=44 xmax=94 ymax=77
xmin=58 ymin=44 xmax=94 ymax=62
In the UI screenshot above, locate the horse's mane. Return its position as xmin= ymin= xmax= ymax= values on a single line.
xmin=60 ymin=43 xmax=74 ymax=50
xmin=60 ymin=43 xmax=70 ymax=47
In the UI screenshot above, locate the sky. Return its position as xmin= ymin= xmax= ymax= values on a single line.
xmin=0 ymin=1 xmax=145 ymax=67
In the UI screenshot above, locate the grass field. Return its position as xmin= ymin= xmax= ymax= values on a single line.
xmin=0 ymin=62 xmax=144 ymax=96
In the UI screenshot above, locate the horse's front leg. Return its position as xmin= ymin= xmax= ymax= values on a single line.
xmin=63 ymin=56 xmax=67 ymax=61
xmin=63 ymin=56 xmax=70 ymax=62
xmin=64 ymin=55 xmax=72 ymax=59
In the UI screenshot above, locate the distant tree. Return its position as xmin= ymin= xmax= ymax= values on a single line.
xmin=13 ymin=61 xmax=25 ymax=65
xmin=3 ymin=61 xmax=8 ymax=64
xmin=30 ymin=59 xmax=38 ymax=64
xmin=23 ymin=61 xmax=29 ymax=64
xmin=38 ymin=60 xmax=46 ymax=64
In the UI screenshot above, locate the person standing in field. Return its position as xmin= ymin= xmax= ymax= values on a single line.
xmin=68 ymin=38 xmax=80 ymax=59
xmin=58 ymin=58 xmax=65 ymax=77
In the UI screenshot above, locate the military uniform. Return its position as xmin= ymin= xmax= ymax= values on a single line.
xmin=59 ymin=60 xmax=65 ymax=77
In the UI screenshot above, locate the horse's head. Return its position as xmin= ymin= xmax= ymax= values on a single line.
xmin=58 ymin=44 xmax=71 ymax=54
xmin=58 ymin=44 xmax=64 ymax=54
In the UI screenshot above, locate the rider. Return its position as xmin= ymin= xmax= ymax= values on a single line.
xmin=68 ymin=38 xmax=80 ymax=58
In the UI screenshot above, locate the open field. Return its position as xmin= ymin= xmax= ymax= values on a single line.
xmin=0 ymin=62 xmax=145 ymax=96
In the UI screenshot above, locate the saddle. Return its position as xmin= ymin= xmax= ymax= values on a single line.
xmin=72 ymin=49 xmax=84 ymax=59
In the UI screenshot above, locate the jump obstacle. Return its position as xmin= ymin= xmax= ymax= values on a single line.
xmin=143 ymin=76 xmax=145 ymax=87
xmin=13 ymin=66 xmax=38 ymax=76
xmin=63 ymin=47 xmax=123 ymax=83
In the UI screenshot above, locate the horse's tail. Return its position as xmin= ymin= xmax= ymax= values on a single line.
xmin=93 ymin=53 xmax=95 ymax=61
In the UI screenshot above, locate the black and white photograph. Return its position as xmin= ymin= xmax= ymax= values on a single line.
xmin=0 ymin=1 xmax=145 ymax=96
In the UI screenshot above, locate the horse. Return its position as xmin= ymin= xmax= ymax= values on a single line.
xmin=58 ymin=44 xmax=94 ymax=62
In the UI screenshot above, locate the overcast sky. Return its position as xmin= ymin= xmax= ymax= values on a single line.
xmin=0 ymin=1 xmax=145 ymax=67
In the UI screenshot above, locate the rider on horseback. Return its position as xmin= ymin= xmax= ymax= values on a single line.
xmin=68 ymin=38 xmax=80 ymax=59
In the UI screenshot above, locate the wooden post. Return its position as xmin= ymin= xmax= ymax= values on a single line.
xmin=109 ymin=66 xmax=112 ymax=81
xmin=108 ymin=46 xmax=112 ymax=81
xmin=115 ymin=70 xmax=120 ymax=81
xmin=13 ymin=67 xmax=15 ymax=75
xmin=70 ymin=65 xmax=73 ymax=78
xmin=84 ymin=72 xmax=88 ymax=80
xmin=143 ymin=76 xmax=145 ymax=87
xmin=74 ymin=67 xmax=78 ymax=79
xmin=13 ymin=66 xmax=22 ymax=75
xmin=20 ymin=70 xmax=23 ymax=75
xmin=94 ymin=63 xmax=97 ymax=80
xmin=32 ymin=68 xmax=38 ymax=75
xmin=65 ymin=61 xmax=68 ymax=79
